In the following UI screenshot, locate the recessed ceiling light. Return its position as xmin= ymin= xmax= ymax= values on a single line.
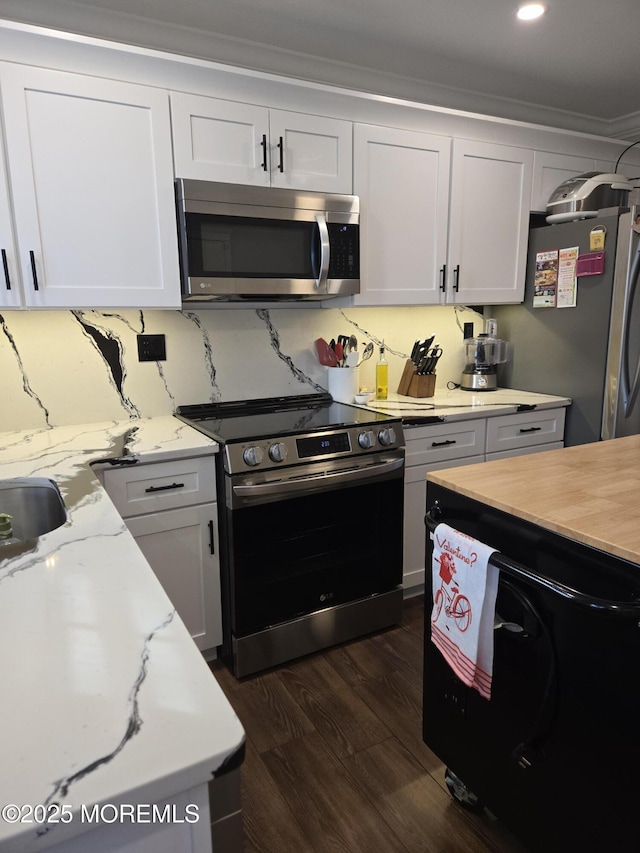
xmin=517 ymin=3 xmax=547 ymax=20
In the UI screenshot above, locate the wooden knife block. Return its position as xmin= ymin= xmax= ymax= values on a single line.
xmin=397 ymin=359 xmax=436 ymax=398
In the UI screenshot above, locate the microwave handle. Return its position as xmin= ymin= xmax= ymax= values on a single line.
xmin=314 ymin=214 xmax=330 ymax=289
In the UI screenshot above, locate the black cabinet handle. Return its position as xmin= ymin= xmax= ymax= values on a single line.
xmin=208 ymin=519 xmax=215 ymax=555
xmin=453 ymin=264 xmax=460 ymax=293
xmin=519 ymin=426 xmax=542 ymax=433
xmin=260 ymin=134 xmax=268 ymax=171
xmin=277 ymin=136 xmax=284 ymax=172
xmin=144 ymin=482 xmax=185 ymax=493
xmin=432 ymin=439 xmax=457 ymax=447
xmin=2 ymin=249 xmax=10 ymax=290
xmin=30 ymin=250 xmax=39 ymax=291
xmin=439 ymin=264 xmax=446 ymax=292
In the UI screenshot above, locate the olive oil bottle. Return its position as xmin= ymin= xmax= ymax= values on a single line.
xmin=375 ymin=340 xmax=388 ymax=400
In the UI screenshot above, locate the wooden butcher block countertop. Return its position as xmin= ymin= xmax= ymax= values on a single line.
xmin=427 ymin=435 xmax=640 ymax=565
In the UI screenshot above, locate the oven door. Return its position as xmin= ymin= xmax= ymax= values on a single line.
xmin=221 ymin=452 xmax=404 ymax=639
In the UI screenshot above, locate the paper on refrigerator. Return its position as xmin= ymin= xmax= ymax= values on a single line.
xmin=533 ymin=249 xmax=558 ymax=307
xmin=557 ymin=246 xmax=579 ymax=307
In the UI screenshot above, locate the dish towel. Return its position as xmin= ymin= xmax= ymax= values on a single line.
xmin=431 ymin=523 xmax=499 ymax=699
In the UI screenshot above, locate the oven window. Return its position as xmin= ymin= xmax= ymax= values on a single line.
xmin=225 ymin=477 xmax=404 ymax=636
xmin=185 ymin=213 xmax=317 ymax=279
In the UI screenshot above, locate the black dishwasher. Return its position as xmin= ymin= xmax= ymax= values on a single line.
xmin=423 ymin=484 xmax=640 ymax=852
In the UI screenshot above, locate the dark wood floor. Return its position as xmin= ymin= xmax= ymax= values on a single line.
xmin=210 ymin=596 xmax=527 ymax=853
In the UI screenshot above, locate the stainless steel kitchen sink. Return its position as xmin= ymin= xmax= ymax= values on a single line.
xmin=0 ymin=477 xmax=67 ymax=544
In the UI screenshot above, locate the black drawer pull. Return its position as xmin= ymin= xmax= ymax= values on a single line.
xmin=439 ymin=264 xmax=446 ymax=292
xmin=431 ymin=439 xmax=457 ymax=447
xmin=144 ymin=482 xmax=185 ymax=493
xmin=30 ymin=250 xmax=39 ymax=291
xmin=519 ymin=426 xmax=542 ymax=433
xmin=2 ymin=249 xmax=10 ymax=290
xmin=208 ymin=519 xmax=215 ymax=555
xmin=453 ymin=264 xmax=460 ymax=292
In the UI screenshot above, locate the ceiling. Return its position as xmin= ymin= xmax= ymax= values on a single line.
xmin=2 ymin=0 xmax=640 ymax=139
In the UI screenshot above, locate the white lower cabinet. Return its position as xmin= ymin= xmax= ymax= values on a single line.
xmin=403 ymin=418 xmax=486 ymax=591
xmin=485 ymin=408 xmax=566 ymax=456
xmin=404 ymin=455 xmax=484 ymax=591
xmin=101 ymin=454 xmax=222 ymax=654
xmin=125 ymin=504 xmax=221 ymax=653
xmin=487 ymin=441 xmax=564 ymax=461
xmin=403 ymin=408 xmax=567 ymax=592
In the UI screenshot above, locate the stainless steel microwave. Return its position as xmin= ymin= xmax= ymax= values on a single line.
xmin=175 ymin=179 xmax=360 ymax=302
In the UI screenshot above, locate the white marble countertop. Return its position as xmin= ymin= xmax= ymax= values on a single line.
xmin=356 ymin=387 xmax=571 ymax=422
xmin=0 ymin=417 xmax=244 ymax=852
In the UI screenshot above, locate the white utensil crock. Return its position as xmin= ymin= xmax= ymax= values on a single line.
xmin=327 ymin=366 xmax=359 ymax=403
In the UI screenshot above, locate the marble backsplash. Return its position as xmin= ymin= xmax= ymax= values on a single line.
xmin=0 ymin=304 xmax=484 ymax=432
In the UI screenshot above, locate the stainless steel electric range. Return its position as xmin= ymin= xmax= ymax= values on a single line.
xmin=176 ymin=393 xmax=405 ymax=677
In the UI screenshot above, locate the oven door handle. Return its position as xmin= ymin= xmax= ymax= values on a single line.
xmin=233 ymin=456 xmax=404 ymax=498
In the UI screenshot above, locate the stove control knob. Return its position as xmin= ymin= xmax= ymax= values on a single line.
xmin=378 ymin=427 xmax=397 ymax=447
xmin=268 ymin=442 xmax=288 ymax=463
xmin=242 ymin=445 xmax=264 ymax=467
xmin=358 ymin=430 xmax=376 ymax=449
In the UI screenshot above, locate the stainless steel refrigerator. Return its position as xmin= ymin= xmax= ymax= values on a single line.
xmin=494 ymin=207 xmax=640 ymax=446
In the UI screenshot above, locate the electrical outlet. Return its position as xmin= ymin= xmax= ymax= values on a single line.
xmin=463 ymin=322 xmax=474 ymax=339
xmin=137 ymin=334 xmax=166 ymax=362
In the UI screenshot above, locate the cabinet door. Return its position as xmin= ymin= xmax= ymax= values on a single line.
xmin=0 ymin=64 xmax=180 ymax=309
xmin=353 ymin=124 xmax=450 ymax=305
xmin=171 ymin=92 xmax=270 ymax=186
xmin=0 ymin=135 xmax=21 ymax=308
xmin=269 ymin=109 xmax=352 ymax=193
xmin=404 ymin=456 xmax=484 ymax=590
xmin=126 ymin=504 xmax=222 ymax=652
xmin=447 ymin=139 xmax=533 ymax=305
xmin=531 ymin=151 xmax=595 ymax=213
xmin=171 ymin=96 xmax=352 ymax=193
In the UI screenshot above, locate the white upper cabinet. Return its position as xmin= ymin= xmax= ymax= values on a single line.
xmin=0 ymin=134 xmax=21 ymax=308
xmin=531 ymin=151 xmax=595 ymax=212
xmin=353 ymin=124 xmax=450 ymax=306
xmin=354 ymin=129 xmax=533 ymax=306
xmin=171 ymin=93 xmax=270 ymax=186
xmin=268 ymin=109 xmax=352 ymax=193
xmin=171 ymin=93 xmax=353 ymax=193
xmin=447 ymin=139 xmax=533 ymax=305
xmin=0 ymin=64 xmax=180 ymax=309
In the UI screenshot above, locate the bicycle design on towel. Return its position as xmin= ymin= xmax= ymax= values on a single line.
xmin=432 ymin=551 xmax=472 ymax=632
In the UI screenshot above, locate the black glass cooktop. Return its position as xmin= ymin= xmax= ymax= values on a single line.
xmin=176 ymin=393 xmax=401 ymax=444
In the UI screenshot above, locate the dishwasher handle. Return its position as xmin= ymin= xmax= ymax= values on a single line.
xmin=425 ymin=505 xmax=640 ymax=615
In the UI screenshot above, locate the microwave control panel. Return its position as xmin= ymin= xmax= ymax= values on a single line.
xmin=327 ymin=224 xmax=359 ymax=278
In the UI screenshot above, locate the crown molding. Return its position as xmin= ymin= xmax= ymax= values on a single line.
xmin=0 ymin=0 xmax=633 ymax=140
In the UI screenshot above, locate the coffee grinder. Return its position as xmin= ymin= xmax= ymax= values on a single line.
xmin=460 ymin=319 xmax=509 ymax=392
